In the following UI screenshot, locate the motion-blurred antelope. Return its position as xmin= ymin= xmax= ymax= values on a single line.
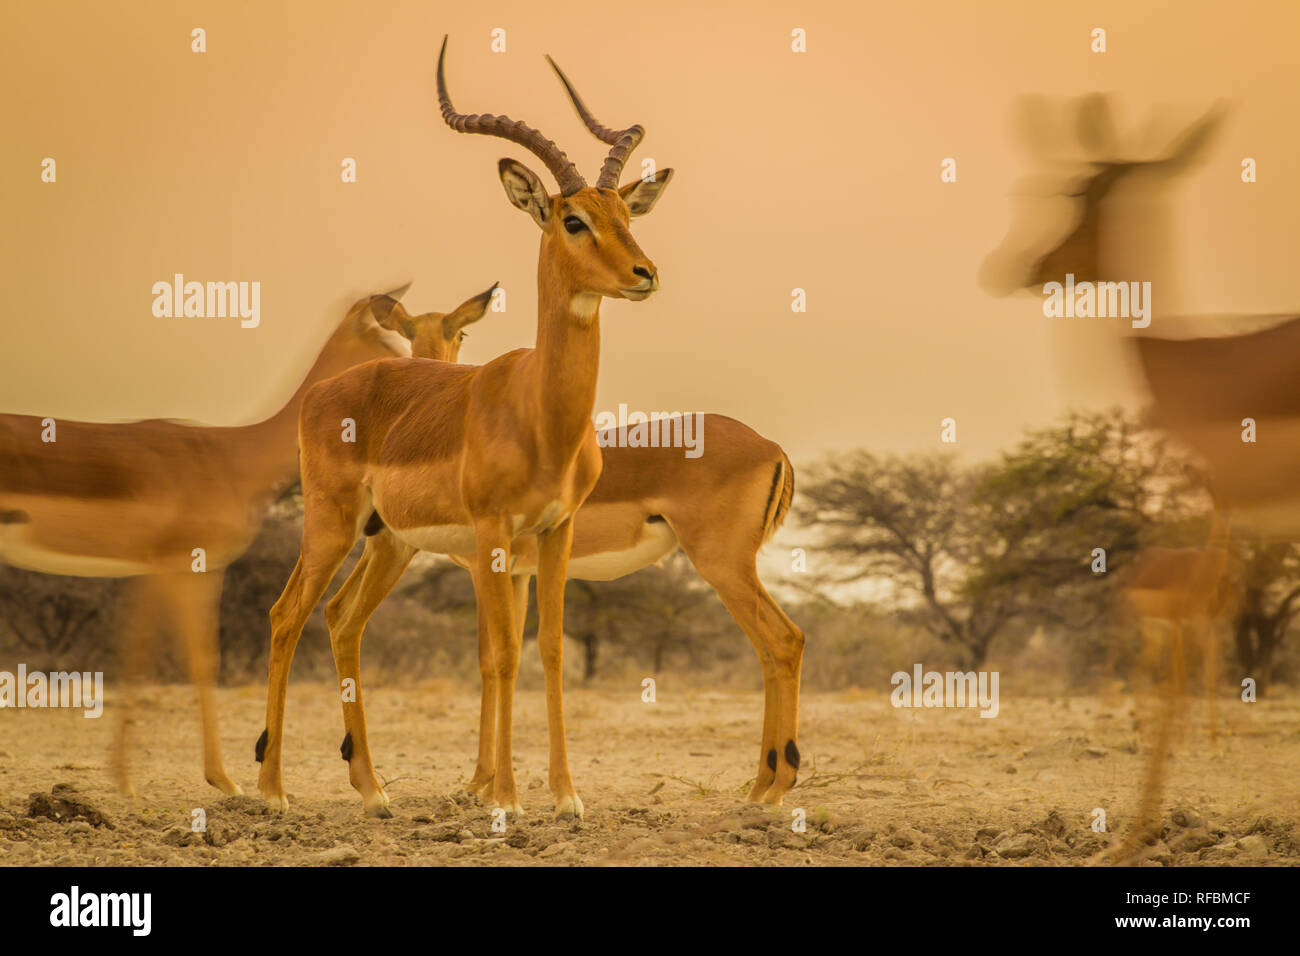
xmin=1115 ymin=506 xmax=1235 ymax=859
xmin=256 ymin=37 xmax=673 ymax=820
xmin=985 ymin=92 xmax=1300 ymax=860
xmin=327 ymin=284 xmax=803 ymax=809
xmin=0 ymin=292 xmax=412 ymax=796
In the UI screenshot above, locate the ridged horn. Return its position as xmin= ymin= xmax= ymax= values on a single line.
xmin=436 ymin=36 xmax=587 ymax=196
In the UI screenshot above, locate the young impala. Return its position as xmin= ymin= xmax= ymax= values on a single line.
xmin=255 ymin=36 xmax=673 ymax=819
xmin=330 ymin=282 xmax=803 ymax=808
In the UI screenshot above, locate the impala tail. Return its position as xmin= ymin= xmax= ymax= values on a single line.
xmin=763 ymin=451 xmax=795 ymax=543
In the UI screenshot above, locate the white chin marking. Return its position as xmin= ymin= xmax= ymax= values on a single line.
xmin=570 ymin=293 xmax=601 ymax=320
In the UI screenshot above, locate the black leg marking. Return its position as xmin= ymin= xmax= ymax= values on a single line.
xmin=784 ymin=739 xmax=800 ymax=769
xmin=363 ymin=510 xmax=385 ymax=536
xmin=766 ymin=748 xmax=777 ymax=772
xmin=255 ymin=729 xmax=268 ymax=763
xmin=340 ymin=731 xmax=354 ymax=762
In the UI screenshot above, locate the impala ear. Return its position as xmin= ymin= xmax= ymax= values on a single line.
xmin=499 ymin=158 xmax=551 ymax=227
xmin=618 ymin=168 xmax=673 ymax=217
xmin=369 ymin=294 xmax=416 ymax=339
xmin=1158 ymin=104 xmax=1226 ymax=174
xmin=1075 ymin=93 xmax=1116 ymax=160
xmin=447 ymin=282 xmax=499 ymax=333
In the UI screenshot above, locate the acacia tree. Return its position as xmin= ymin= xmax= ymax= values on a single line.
xmin=800 ymin=411 xmax=1192 ymax=668
xmin=800 ymin=451 xmax=1013 ymax=666
xmin=969 ymin=410 xmax=1192 ymax=624
xmin=1230 ymin=536 xmax=1300 ymax=694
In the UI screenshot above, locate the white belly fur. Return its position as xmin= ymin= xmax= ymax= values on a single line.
xmin=390 ymin=523 xmax=478 ymax=555
xmin=0 ymin=531 xmax=155 ymax=578
xmin=565 ymin=520 xmax=679 ymax=582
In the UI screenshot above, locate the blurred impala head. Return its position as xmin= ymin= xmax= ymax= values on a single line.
xmin=980 ymin=94 xmax=1225 ymax=295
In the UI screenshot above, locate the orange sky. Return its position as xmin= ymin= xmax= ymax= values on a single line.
xmin=3 ymin=0 xmax=1297 ymax=465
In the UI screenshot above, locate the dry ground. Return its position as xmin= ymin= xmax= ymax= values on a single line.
xmin=1 ymin=683 xmax=1297 ymax=866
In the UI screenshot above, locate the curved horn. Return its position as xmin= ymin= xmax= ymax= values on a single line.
xmin=436 ymin=36 xmax=586 ymax=196
xmin=546 ymin=55 xmax=645 ymax=189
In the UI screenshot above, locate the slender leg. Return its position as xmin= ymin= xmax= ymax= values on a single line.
xmin=1117 ymin=619 xmax=1185 ymax=862
xmin=536 ymin=521 xmax=582 ymax=818
xmin=1201 ymin=617 xmax=1220 ymax=745
xmin=158 ymin=569 xmax=242 ymax=795
xmin=258 ymin=503 xmax=358 ymax=811
xmin=474 ymin=519 xmax=523 ymax=816
xmin=324 ymin=530 xmax=415 ymax=817
xmin=467 ymin=572 xmax=528 ymax=800
xmin=688 ymin=556 xmax=804 ymax=803
xmin=109 ymin=575 xmax=161 ymax=797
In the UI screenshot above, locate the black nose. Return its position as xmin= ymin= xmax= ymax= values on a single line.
xmin=632 ymin=265 xmax=654 ymax=280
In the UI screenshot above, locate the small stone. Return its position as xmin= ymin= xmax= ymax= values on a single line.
xmin=160 ymin=826 xmax=199 ymax=847
xmin=1002 ymin=764 xmax=1018 ymax=774
xmin=1170 ymin=828 xmax=1217 ymax=853
xmin=219 ymin=795 xmax=269 ymax=817
xmin=204 ymin=823 xmax=239 ymax=847
xmin=1236 ymin=835 xmax=1267 ymax=858
xmin=317 ymin=844 xmax=360 ymax=866
xmin=414 ymin=823 xmax=463 ymax=842
xmin=1170 ymin=807 xmax=1204 ymax=829
xmin=505 ymin=831 xmax=530 ymax=848
xmin=538 ymin=841 xmax=571 ymax=858
xmin=67 ymin=821 xmax=92 ymax=835
xmin=994 ymin=833 xmax=1037 ymax=859
xmin=27 ymin=791 xmax=113 ymax=829
xmin=1146 ymin=840 xmax=1172 ymax=864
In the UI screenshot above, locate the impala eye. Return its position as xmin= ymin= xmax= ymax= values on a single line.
xmin=563 ymin=215 xmax=587 ymax=235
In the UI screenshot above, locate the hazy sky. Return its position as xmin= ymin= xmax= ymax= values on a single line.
xmin=3 ymin=0 xmax=1297 ymax=466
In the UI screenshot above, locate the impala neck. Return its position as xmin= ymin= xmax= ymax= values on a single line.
xmin=534 ymin=266 xmax=601 ymax=464
xmin=1098 ymin=188 xmax=1189 ymax=325
xmin=239 ymin=332 xmax=362 ymax=494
